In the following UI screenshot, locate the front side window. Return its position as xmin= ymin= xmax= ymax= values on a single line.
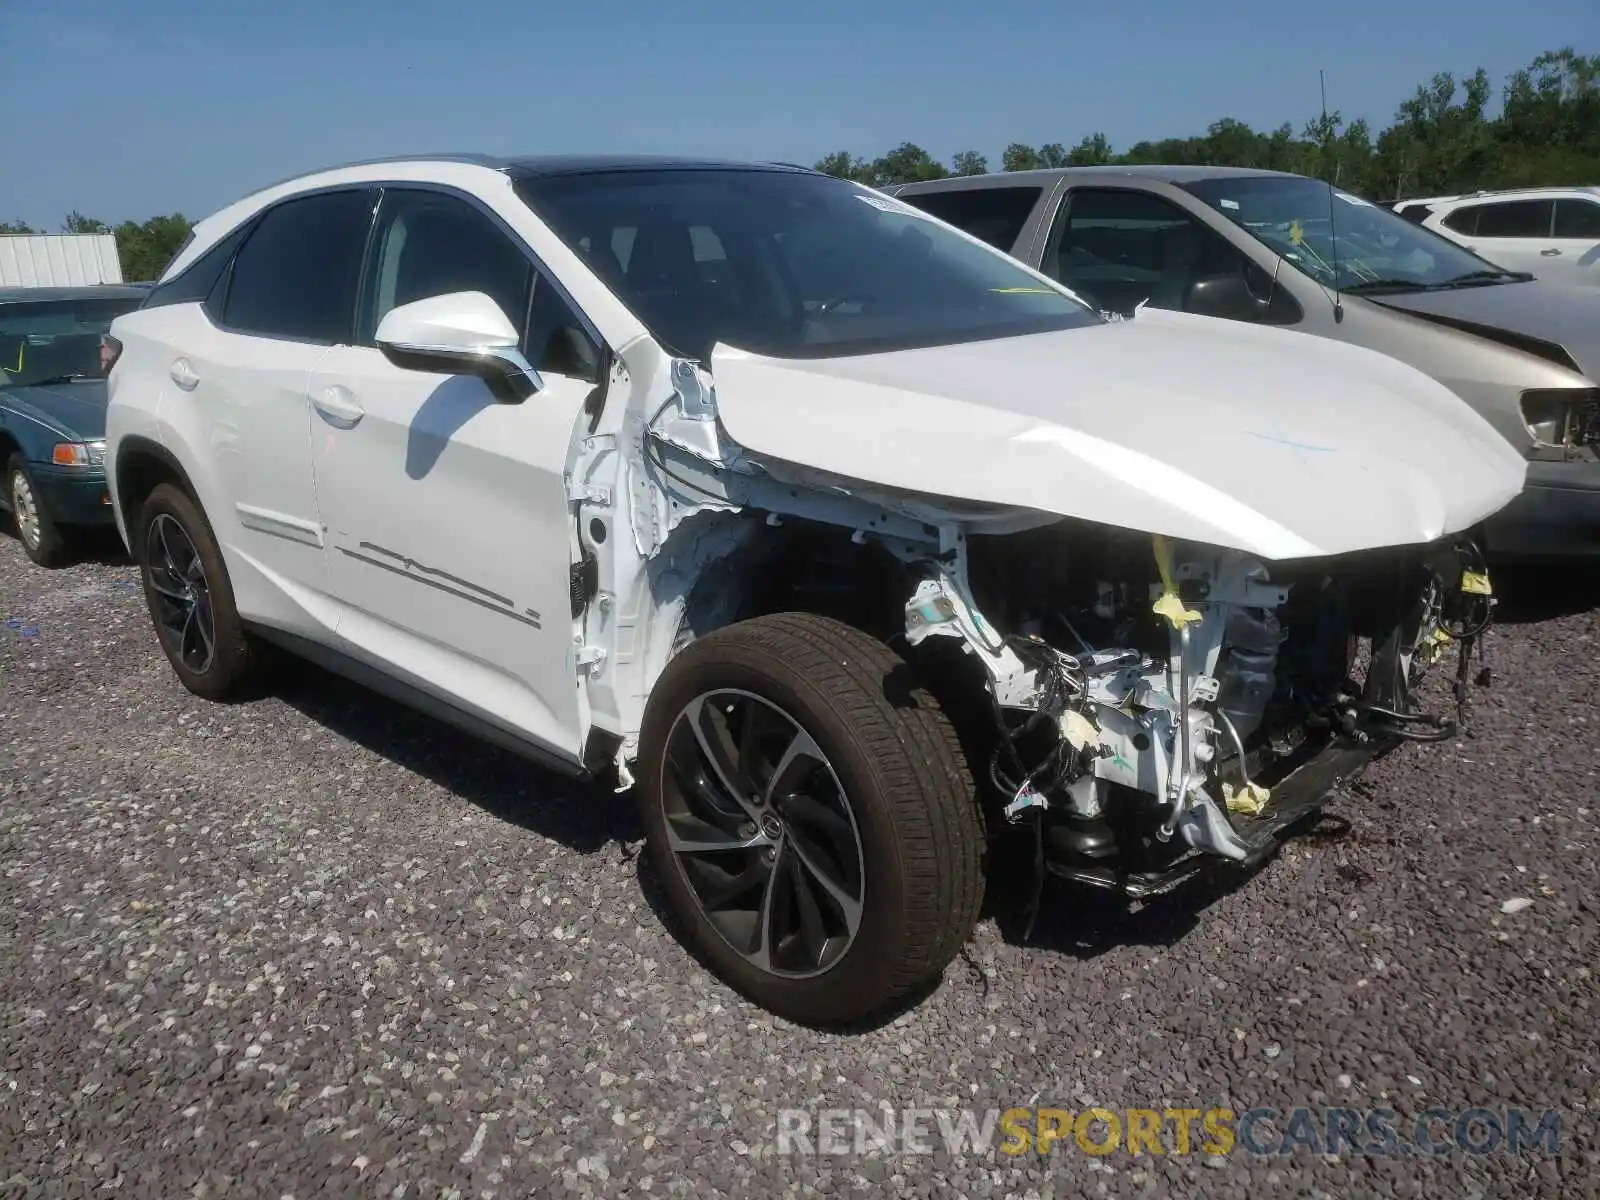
xmin=1047 ymin=188 xmax=1286 ymax=320
xmin=517 ymin=169 xmax=1097 ymax=363
xmin=358 ymin=190 xmax=533 ymax=344
xmin=358 ymin=188 xmax=598 ymax=378
xmin=1183 ymin=176 xmax=1520 ymax=294
xmin=222 ymin=189 xmax=373 ymax=342
xmin=0 ymin=297 xmax=141 ymax=388
xmin=1473 ymin=199 xmax=1554 ymax=238
xmin=898 ymin=186 xmax=1044 ymax=251
xmin=1553 ymin=198 xmax=1600 ymax=239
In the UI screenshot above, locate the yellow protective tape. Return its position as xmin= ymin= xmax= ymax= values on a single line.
xmin=1461 ymin=570 xmax=1493 ymax=597
xmin=1150 ymin=534 xmax=1202 ymax=630
xmin=1420 ymin=626 xmax=1453 ymax=665
xmin=1223 ymin=781 xmax=1271 ymax=816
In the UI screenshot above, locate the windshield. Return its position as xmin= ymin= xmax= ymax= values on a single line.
xmin=1182 ymin=176 xmax=1523 ymax=293
xmin=517 ymin=169 xmax=1099 ymax=361
xmin=0 ymin=297 xmax=137 ymax=388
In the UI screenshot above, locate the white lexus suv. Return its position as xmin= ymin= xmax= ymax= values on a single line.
xmin=105 ymin=154 xmax=1523 ymax=1025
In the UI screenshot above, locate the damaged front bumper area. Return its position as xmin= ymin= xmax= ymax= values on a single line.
xmin=899 ymin=521 xmax=1497 ymax=902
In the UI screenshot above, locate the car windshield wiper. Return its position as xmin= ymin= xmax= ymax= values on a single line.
xmin=1340 ymin=277 xmax=1434 ymax=295
xmin=1343 ymin=268 xmax=1534 ymax=296
xmin=1436 ymin=269 xmax=1535 ymax=288
xmin=18 ymin=373 xmax=100 ymax=386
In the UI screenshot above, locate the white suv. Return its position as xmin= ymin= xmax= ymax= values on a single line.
xmin=104 ymin=154 xmax=1523 ymax=1024
xmin=1394 ymin=187 xmax=1600 ymax=288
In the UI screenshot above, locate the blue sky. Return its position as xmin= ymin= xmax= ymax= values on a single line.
xmin=2 ymin=0 xmax=1593 ymax=228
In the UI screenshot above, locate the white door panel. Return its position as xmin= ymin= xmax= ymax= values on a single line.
xmin=157 ymin=305 xmax=331 ymax=626
xmin=310 ymin=347 xmax=590 ymax=760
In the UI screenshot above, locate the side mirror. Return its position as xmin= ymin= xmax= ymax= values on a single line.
xmin=375 ymin=291 xmax=543 ymax=402
xmin=1184 ymin=273 xmax=1271 ymax=322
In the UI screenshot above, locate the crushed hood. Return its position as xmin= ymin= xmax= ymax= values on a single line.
xmin=1364 ymin=280 xmax=1600 ymax=381
xmin=709 ymin=310 xmax=1527 ymax=561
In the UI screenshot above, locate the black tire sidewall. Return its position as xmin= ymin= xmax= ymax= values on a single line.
xmin=137 ymin=483 xmax=254 ymax=699
xmin=6 ymin=454 xmax=69 ymax=568
xmin=639 ymin=633 xmax=922 ymax=1025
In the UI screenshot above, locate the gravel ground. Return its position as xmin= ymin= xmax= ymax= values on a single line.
xmin=2 ymin=530 xmax=1597 ymax=1199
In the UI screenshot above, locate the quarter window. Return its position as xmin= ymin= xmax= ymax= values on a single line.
xmin=223 ymin=190 xmax=373 ymax=342
xmin=1553 ymin=198 xmax=1600 ymax=239
xmin=1470 ymin=199 xmax=1554 ymax=238
xmin=1441 ymin=206 xmax=1479 ymax=235
xmin=142 ymin=222 xmax=253 ymax=313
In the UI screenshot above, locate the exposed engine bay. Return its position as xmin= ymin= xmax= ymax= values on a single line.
xmin=896 ymin=517 xmax=1495 ymax=905
xmin=582 ymin=351 xmax=1504 ymax=915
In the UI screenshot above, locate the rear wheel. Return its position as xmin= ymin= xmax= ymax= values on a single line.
xmin=136 ymin=483 xmax=264 ymax=700
xmin=638 ymin=612 xmax=984 ymax=1026
xmin=6 ymin=454 xmax=71 ymax=568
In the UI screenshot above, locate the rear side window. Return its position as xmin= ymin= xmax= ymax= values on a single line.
xmin=898 ymin=186 xmax=1043 ymax=251
xmin=1553 ymin=198 xmax=1600 ymax=239
xmin=1470 ymin=199 xmax=1555 ymax=238
xmin=141 ymin=223 xmax=252 ymax=311
xmin=223 ymin=189 xmax=374 ymax=342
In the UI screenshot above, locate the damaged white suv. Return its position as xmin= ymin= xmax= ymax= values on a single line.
xmin=105 ymin=155 xmax=1524 ymax=1025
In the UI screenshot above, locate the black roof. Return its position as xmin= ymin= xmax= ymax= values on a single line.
xmin=276 ymin=152 xmax=815 ymax=181
xmin=242 ymin=153 xmax=820 ymax=203
xmin=0 ymin=283 xmax=151 ymax=305
xmin=502 ymin=154 xmax=816 ymax=180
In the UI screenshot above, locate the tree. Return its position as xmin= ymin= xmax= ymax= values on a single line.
xmin=1066 ymin=133 xmax=1113 ymax=166
xmin=115 ymin=214 xmax=193 ymax=282
xmin=1001 ymin=143 xmax=1042 ymax=172
xmin=0 ymin=221 xmax=36 ymax=235
xmin=866 ymin=142 xmax=949 ymax=186
xmin=950 ymin=150 xmax=988 ymax=176
xmin=816 ymin=48 xmax=1600 ymax=202
xmin=1036 ymin=143 xmax=1070 ymax=169
xmin=62 ymin=211 xmax=109 ymax=234
xmin=813 ymin=150 xmax=872 ymax=182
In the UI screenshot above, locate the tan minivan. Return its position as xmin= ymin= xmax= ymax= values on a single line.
xmin=892 ymin=166 xmax=1600 ymax=558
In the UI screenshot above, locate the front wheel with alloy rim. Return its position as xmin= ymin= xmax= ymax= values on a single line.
xmin=6 ymin=453 xmax=70 ymax=567
xmin=638 ymin=612 xmax=984 ymax=1026
xmin=137 ymin=483 xmax=264 ymax=701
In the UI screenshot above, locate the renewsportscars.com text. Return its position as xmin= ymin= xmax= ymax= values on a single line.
xmin=775 ymin=1105 xmax=1561 ymax=1159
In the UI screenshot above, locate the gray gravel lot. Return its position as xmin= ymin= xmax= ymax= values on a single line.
xmin=2 ymin=530 xmax=1597 ymax=1199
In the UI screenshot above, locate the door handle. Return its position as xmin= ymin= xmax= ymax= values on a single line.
xmin=1539 ymin=248 xmax=1562 ymax=257
xmin=312 ymin=385 xmax=364 ymax=428
xmin=169 ymin=359 xmax=199 ymax=391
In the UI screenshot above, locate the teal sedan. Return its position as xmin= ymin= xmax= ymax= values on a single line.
xmin=1 ymin=285 xmax=148 ymax=566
